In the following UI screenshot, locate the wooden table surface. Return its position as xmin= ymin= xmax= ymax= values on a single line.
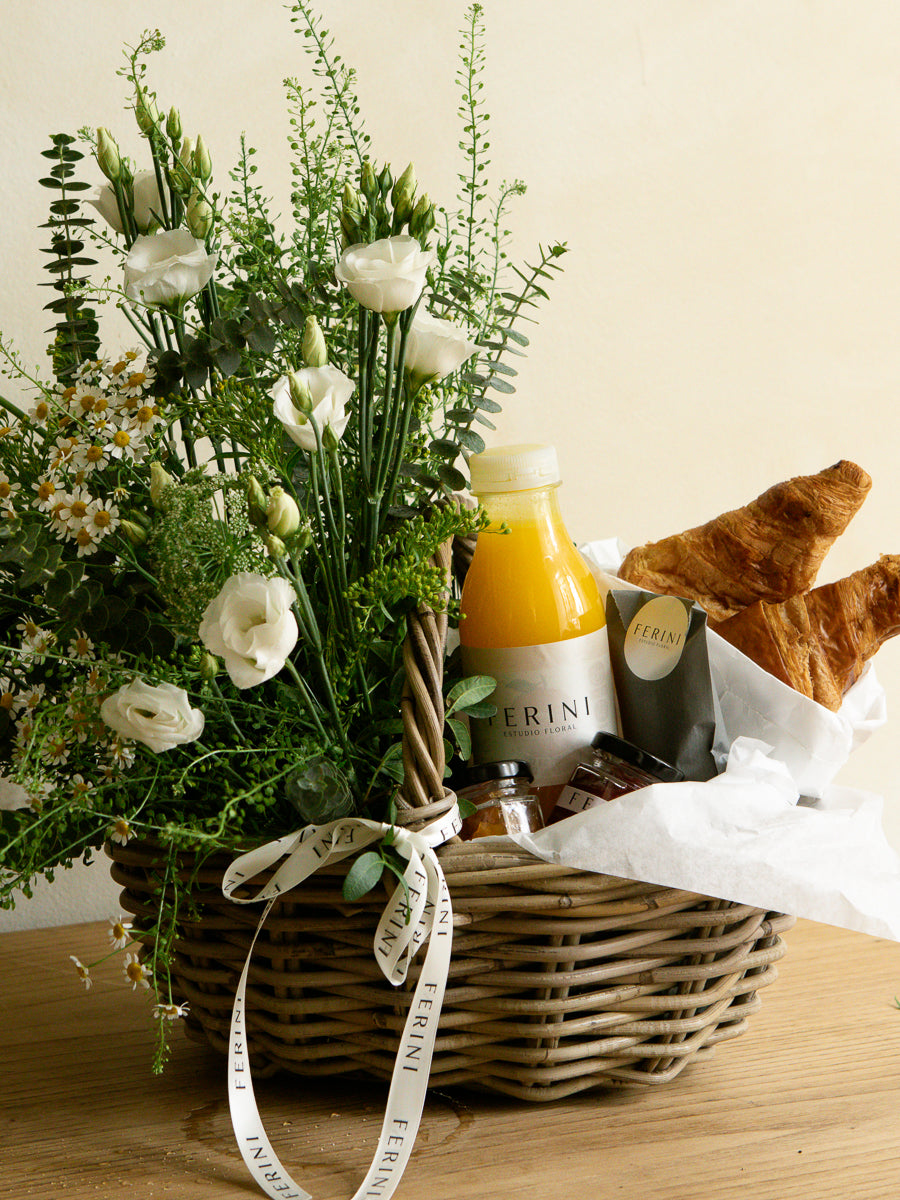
xmin=2 ymin=917 xmax=899 ymax=1200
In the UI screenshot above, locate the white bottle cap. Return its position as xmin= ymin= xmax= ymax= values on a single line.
xmin=468 ymin=443 xmax=560 ymax=493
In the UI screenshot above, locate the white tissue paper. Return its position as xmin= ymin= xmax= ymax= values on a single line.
xmin=502 ymin=539 xmax=900 ymax=942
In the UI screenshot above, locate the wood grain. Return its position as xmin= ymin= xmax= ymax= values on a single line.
xmin=2 ymin=918 xmax=898 ymax=1199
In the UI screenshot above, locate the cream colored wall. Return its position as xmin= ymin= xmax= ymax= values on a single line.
xmin=3 ymin=0 xmax=900 ymax=931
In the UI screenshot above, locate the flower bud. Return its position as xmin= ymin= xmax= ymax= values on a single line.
xmin=359 ymin=160 xmax=378 ymax=203
xmin=193 ymin=135 xmax=212 ymax=183
xmin=185 ymin=190 xmax=213 ymax=240
xmin=266 ymin=534 xmax=287 ymax=560
xmin=170 ymin=137 xmax=194 ymax=196
xmin=266 ymin=487 xmax=301 ymax=538
xmin=391 ymin=162 xmax=416 ymax=224
xmin=166 ymin=106 xmax=183 ymax=145
xmin=340 ymin=184 xmax=367 ymax=243
xmin=199 ymin=651 xmax=219 ymax=681
xmin=96 ymin=128 xmax=122 ymax=183
xmin=377 ymin=164 xmax=393 ymax=197
xmin=119 ymin=518 xmax=148 ymax=546
xmin=287 ymin=370 xmax=314 ymax=415
xmin=301 ymin=316 xmax=328 ymax=368
xmin=245 ymin=474 xmax=268 ymax=529
xmin=149 ymin=462 xmax=175 ymax=507
xmin=408 ymin=193 xmax=435 ymax=243
xmin=134 ymin=90 xmax=160 ymax=136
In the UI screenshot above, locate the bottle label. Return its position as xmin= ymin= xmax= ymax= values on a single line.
xmin=461 ymin=629 xmax=616 ymax=788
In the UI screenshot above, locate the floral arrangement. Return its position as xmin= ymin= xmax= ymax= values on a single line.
xmin=0 ymin=3 xmax=565 ymax=1064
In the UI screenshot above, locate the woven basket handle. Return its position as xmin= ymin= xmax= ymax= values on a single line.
xmin=398 ymin=534 xmax=453 ymax=809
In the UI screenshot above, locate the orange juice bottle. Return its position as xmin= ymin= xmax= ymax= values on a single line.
xmin=459 ymin=444 xmax=616 ymax=817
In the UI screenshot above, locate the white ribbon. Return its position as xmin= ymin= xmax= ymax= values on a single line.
xmin=221 ymin=803 xmax=462 ymax=1200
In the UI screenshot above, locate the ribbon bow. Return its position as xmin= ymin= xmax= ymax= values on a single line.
xmin=221 ymin=803 xmax=462 ymax=1200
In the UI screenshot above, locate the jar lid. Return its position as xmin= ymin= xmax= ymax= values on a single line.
xmin=589 ymin=732 xmax=684 ymax=784
xmin=452 ymin=760 xmax=533 ymax=787
xmin=469 ymin=444 xmax=560 ymax=493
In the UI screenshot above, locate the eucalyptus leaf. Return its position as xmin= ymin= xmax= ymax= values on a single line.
xmin=342 ymin=851 xmax=385 ymax=902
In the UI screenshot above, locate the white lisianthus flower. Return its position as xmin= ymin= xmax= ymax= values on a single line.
xmin=199 ymin=573 xmax=299 ymax=689
xmin=335 ymin=234 xmax=436 ymax=314
xmin=100 ymin=680 xmax=205 ymax=753
xmin=403 ymin=310 xmax=478 ymax=383
xmin=271 ymin=367 xmax=354 ymax=453
xmin=86 ymin=170 xmax=165 ymax=235
xmin=124 ymin=229 xmax=217 ymax=308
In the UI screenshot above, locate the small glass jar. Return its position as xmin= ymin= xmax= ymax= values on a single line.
xmin=454 ymin=761 xmax=545 ymax=840
xmin=549 ymin=733 xmax=683 ymax=824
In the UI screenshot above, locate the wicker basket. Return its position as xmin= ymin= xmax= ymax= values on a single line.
xmin=107 ymin=538 xmax=793 ymax=1100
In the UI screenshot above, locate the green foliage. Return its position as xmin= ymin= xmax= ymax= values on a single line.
xmin=0 ymin=3 xmax=565 ymax=1059
xmin=38 ymin=134 xmax=100 ymax=379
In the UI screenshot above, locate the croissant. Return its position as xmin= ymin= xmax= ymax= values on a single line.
xmin=619 ymin=460 xmax=872 ymax=622
xmin=713 ymin=555 xmax=900 ymax=710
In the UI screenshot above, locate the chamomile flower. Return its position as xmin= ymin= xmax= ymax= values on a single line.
xmin=32 ymin=477 xmax=58 ymax=511
xmin=108 ymin=737 xmax=136 ymax=770
xmin=84 ymin=499 xmax=120 ymax=541
xmin=70 ymin=774 xmax=94 ymax=806
xmin=153 ymin=1002 xmax=189 ymax=1021
xmin=20 ymin=628 xmax=53 ymax=664
xmin=41 ymin=732 xmax=71 ymax=766
xmin=16 ymin=616 xmax=41 ymax=643
xmin=106 ymin=423 xmax=147 ymax=462
xmin=27 ymin=398 xmax=52 ymax=427
xmin=58 ymin=485 xmax=94 ymax=532
xmin=49 ymin=435 xmax=81 ymax=473
xmin=71 ymin=385 xmax=103 ymax=417
xmin=67 ymin=631 xmax=95 ymax=660
xmin=78 ymin=442 xmax=109 ymax=472
xmin=117 ymin=366 xmax=156 ymax=399
xmin=74 ymin=355 xmax=104 ymax=378
xmin=123 ymin=952 xmax=151 ymax=991
xmin=69 ymin=956 xmax=92 ymax=991
xmin=84 ymin=665 xmax=107 ymax=693
xmin=128 ymin=401 xmax=163 ymax=435
xmin=73 ymin=526 xmax=101 ymax=557
xmin=21 ymin=682 xmax=46 ymax=712
xmin=108 ymin=916 xmax=133 ymax=950
xmin=107 ymin=817 xmax=132 ymax=845
xmin=65 ymin=700 xmax=94 ymax=744
xmin=0 ymin=676 xmax=21 ymax=716
xmin=0 ymin=473 xmax=20 ymax=511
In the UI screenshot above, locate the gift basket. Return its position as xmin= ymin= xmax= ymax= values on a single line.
xmin=4 ymin=7 xmax=900 ymax=1200
xmin=107 ymin=534 xmax=794 ymax=1100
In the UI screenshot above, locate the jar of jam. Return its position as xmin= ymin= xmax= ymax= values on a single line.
xmin=549 ymin=733 xmax=683 ymax=824
xmin=453 ymin=761 xmax=545 ymax=840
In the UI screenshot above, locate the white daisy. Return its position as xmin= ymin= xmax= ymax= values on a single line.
xmin=108 ymin=916 xmax=133 ymax=950
xmin=32 ymin=478 xmax=59 ymax=512
xmin=0 ymin=473 xmax=20 ymax=511
xmin=21 ymin=682 xmax=46 ymax=711
xmin=108 ymin=817 xmax=132 ymax=845
xmin=117 ymin=366 xmax=156 ymax=399
xmin=84 ymin=499 xmax=120 ymax=541
xmin=57 ymin=485 xmax=94 ymax=532
xmin=123 ymin=952 xmax=151 ymax=991
xmin=27 ymin=398 xmax=53 ymax=428
xmin=0 ymin=676 xmax=22 ymax=716
xmin=69 ymin=955 xmax=92 ymax=991
xmin=67 ymin=632 xmax=95 ymax=660
xmin=41 ymin=732 xmax=70 ymax=766
xmin=70 ymin=773 xmax=94 ymax=806
xmin=106 ymin=423 xmax=148 ymax=462
xmin=153 ymin=1001 xmax=189 ymax=1021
